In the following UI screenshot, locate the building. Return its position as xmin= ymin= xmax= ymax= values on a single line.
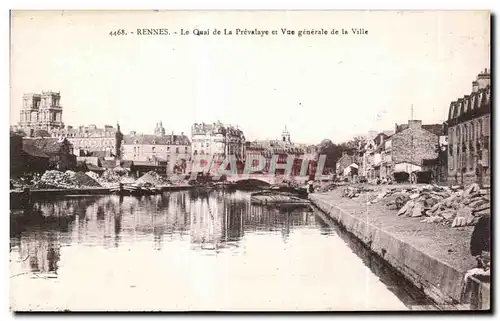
xmin=358 ymin=132 xmax=390 ymax=181
xmin=22 ymin=136 xmax=77 ymax=172
xmin=10 ymin=132 xmax=48 ymax=177
xmin=122 ymin=123 xmax=191 ymax=174
xmin=191 ymin=121 xmax=246 ymax=158
xmin=16 ymin=91 xmax=64 ymax=135
xmin=50 ymin=124 xmax=119 ymax=157
xmin=191 ymin=121 xmax=245 ymax=174
xmin=245 ymin=127 xmax=317 ymax=179
xmin=447 ymin=69 xmax=491 ymax=185
xmin=382 ymin=120 xmax=440 ymax=178
xmin=336 ymin=151 xmax=356 ymax=177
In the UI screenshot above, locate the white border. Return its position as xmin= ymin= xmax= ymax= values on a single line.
xmin=2 ymin=1 xmax=498 ymax=320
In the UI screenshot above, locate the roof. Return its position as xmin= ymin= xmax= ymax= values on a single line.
xmin=50 ymin=125 xmax=118 ymax=138
xmin=101 ymin=160 xmax=117 ymax=169
xmin=422 ymin=124 xmax=443 ymax=136
xmin=22 ymin=145 xmax=49 ymax=158
xmin=395 ymin=123 xmax=443 ymax=136
xmin=123 ymin=134 xmax=191 ymax=145
xmin=191 ymin=122 xmax=245 ymax=138
xmin=121 ymin=160 xmax=133 ymax=168
xmin=22 ymin=137 xmax=70 ymax=155
xmin=87 ymin=164 xmax=106 ymax=171
xmin=90 ymin=151 xmax=109 ymax=158
xmin=132 ymin=161 xmax=161 ymax=167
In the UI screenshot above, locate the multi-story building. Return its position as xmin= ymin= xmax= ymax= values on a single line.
xmin=121 ymin=123 xmax=191 ymax=173
xmin=358 ymin=132 xmax=390 ymax=180
xmin=382 ymin=120 xmax=440 ymax=178
xmin=50 ymin=124 xmax=119 ymax=158
xmin=447 ymin=68 xmax=491 ymax=185
xmin=14 ymin=92 xmax=123 ymax=158
xmin=16 ymin=91 xmax=64 ymax=135
xmin=245 ymin=127 xmax=317 ymax=179
xmin=191 ymin=121 xmax=245 ymax=158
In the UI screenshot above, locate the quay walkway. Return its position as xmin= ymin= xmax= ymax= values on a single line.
xmin=309 ymin=188 xmax=490 ymax=310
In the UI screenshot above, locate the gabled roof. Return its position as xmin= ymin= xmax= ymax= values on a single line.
xmin=422 ymin=124 xmax=443 ymax=136
xmin=22 ymin=145 xmax=49 ymax=158
xmin=22 ymin=137 xmax=70 ymax=155
xmin=123 ymin=134 xmax=191 ymax=145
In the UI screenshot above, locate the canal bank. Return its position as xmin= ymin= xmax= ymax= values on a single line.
xmin=309 ymin=189 xmax=490 ymax=310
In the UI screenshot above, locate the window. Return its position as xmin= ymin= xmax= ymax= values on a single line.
xmin=185 ymin=147 xmax=188 ymax=152
xmin=152 ymin=147 xmax=156 ymax=154
xmin=176 ymin=147 xmax=179 ymax=153
xmin=167 ymin=147 xmax=170 ymax=151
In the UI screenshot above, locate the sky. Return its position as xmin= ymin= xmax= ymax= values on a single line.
xmin=10 ymin=10 xmax=490 ymax=144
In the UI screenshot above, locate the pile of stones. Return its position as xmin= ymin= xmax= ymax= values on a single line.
xmin=378 ymin=183 xmax=490 ymax=228
xmin=342 ymin=186 xmax=374 ymax=198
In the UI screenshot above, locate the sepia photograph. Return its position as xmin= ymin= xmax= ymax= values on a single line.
xmin=9 ymin=10 xmax=491 ymax=311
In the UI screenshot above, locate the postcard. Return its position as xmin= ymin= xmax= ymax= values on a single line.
xmin=9 ymin=10 xmax=491 ymax=312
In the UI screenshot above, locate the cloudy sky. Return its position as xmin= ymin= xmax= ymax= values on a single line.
xmin=10 ymin=10 xmax=490 ymax=144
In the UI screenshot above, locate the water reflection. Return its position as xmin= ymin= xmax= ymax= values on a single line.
xmin=10 ymin=189 xmax=428 ymax=311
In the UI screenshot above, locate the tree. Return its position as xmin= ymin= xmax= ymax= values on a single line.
xmin=317 ymin=139 xmax=344 ymax=173
xmin=340 ymin=135 xmax=366 ymax=150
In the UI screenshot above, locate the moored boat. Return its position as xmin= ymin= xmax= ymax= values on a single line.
xmin=250 ymin=191 xmax=310 ymax=206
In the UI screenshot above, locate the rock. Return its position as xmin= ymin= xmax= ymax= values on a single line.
xmin=464 ymin=183 xmax=480 ymax=197
xmin=433 ymin=216 xmax=444 ymax=223
xmin=472 ymin=203 xmax=490 ymax=213
xmin=474 ymin=208 xmax=491 ymax=216
xmin=425 ymin=197 xmax=439 ymax=208
xmin=466 ymin=215 xmax=478 ymax=225
xmin=387 ymin=204 xmax=398 ymax=210
xmin=440 ymin=210 xmax=456 ymax=220
xmin=409 ymin=193 xmax=420 ymax=200
xmin=398 ymin=200 xmax=414 ymax=216
xmin=412 ymin=202 xmax=424 ymax=217
xmin=457 ymin=206 xmax=473 ymax=218
xmin=469 ymin=199 xmax=487 ymax=209
xmin=428 ymin=202 xmax=441 ymax=214
xmin=395 ymin=194 xmax=411 ymax=209
xmin=452 ymin=216 xmax=467 ymax=227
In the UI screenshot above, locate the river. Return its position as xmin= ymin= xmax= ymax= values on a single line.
xmin=10 ymin=189 xmax=434 ymax=311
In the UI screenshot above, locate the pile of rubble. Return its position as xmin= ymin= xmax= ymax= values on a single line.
xmin=342 ymin=186 xmax=374 ymax=198
xmin=374 ymin=183 xmax=490 ymax=228
xmin=85 ymin=171 xmax=100 ymax=181
xmin=316 ymin=183 xmax=338 ymax=193
xmin=135 ymin=171 xmax=169 ymax=187
xmin=99 ymin=169 xmax=122 ymax=185
xmin=35 ymin=170 xmax=101 ymax=189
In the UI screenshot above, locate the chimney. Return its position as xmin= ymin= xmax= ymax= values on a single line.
xmin=477 ymin=68 xmax=491 ymax=89
xmin=408 ymin=120 xmax=422 ymax=130
xmin=472 ymin=80 xmax=479 ymax=93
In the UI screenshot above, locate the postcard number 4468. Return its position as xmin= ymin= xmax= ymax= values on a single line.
xmin=109 ymin=29 xmax=127 ymax=36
